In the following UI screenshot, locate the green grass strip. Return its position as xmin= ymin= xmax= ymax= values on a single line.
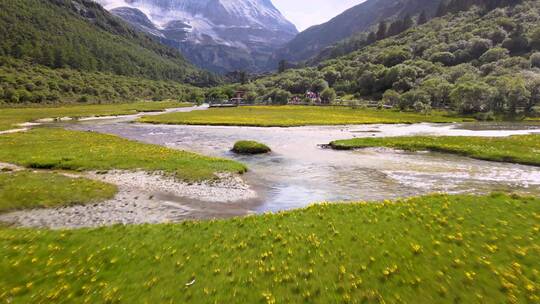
xmin=0 ymin=171 xmax=117 ymax=213
xmin=0 ymin=128 xmax=246 ymax=181
xmin=139 ymin=106 xmax=470 ymax=127
xmin=330 ymin=134 xmax=540 ymax=166
xmin=0 ymin=193 xmax=538 ymax=302
xmin=0 ymin=101 xmax=191 ymax=131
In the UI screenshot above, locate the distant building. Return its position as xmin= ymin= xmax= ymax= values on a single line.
xmin=230 ymin=90 xmax=246 ymax=105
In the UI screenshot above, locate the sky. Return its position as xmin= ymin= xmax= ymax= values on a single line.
xmin=273 ymin=0 xmax=366 ymax=31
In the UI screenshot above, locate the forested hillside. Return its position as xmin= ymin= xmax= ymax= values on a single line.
xmin=232 ymin=0 xmax=540 ymax=118
xmin=0 ymin=57 xmax=205 ymax=104
xmin=311 ymin=0 xmax=525 ymax=64
xmin=271 ymin=0 xmax=441 ymax=66
xmin=0 ymin=0 xmax=216 ymax=87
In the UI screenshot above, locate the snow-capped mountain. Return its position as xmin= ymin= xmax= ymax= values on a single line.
xmin=95 ymin=0 xmax=297 ymax=73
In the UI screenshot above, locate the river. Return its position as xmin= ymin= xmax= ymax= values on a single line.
xmin=58 ymin=106 xmax=540 ymax=215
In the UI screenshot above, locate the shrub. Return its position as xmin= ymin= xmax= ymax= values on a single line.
xmin=474 ymin=111 xmax=496 ymax=121
xmin=399 ymin=89 xmax=430 ymax=110
xmin=450 ymin=81 xmax=494 ymax=114
xmin=479 ymin=47 xmax=509 ymax=64
xmin=320 ymin=88 xmax=337 ymax=103
xmin=382 ymin=89 xmax=401 ymax=107
xmin=311 ymin=79 xmax=329 ymax=93
xmin=468 ymin=38 xmax=492 ymax=59
xmin=378 ymin=47 xmax=412 ymax=67
xmin=531 ymin=52 xmax=540 ymax=68
xmin=232 ymin=141 xmax=271 ymax=155
xmin=502 ymin=35 xmax=529 ymax=54
xmin=429 ymin=52 xmax=455 ymax=66
xmin=265 ymin=89 xmax=292 ymax=105
xmin=529 ymin=28 xmax=540 ymax=50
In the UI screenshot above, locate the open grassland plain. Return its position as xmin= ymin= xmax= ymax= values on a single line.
xmin=0 ymin=193 xmax=538 ymax=303
xmin=0 ymin=128 xmax=246 ymax=181
xmin=0 ymin=101 xmax=192 ymax=131
xmin=0 ymin=171 xmax=117 ymax=213
xmin=330 ymin=135 xmax=540 ymax=166
xmin=138 ymin=106 xmax=471 ymax=127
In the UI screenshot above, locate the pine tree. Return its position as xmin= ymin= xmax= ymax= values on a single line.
xmin=278 ymin=60 xmax=288 ymax=73
xmin=376 ymin=22 xmax=387 ymax=41
xmin=402 ymin=14 xmax=414 ymax=31
xmin=388 ymin=20 xmax=403 ymax=36
xmin=417 ymin=11 xmax=428 ymax=25
xmin=367 ymin=32 xmax=377 ymax=44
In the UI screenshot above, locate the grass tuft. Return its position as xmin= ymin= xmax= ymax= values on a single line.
xmin=232 ymin=141 xmax=271 ymax=155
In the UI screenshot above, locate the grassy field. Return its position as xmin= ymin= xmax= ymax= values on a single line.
xmin=0 ymin=128 xmax=246 ymax=181
xmin=138 ymin=106 xmax=471 ymax=127
xmin=0 ymin=101 xmax=192 ymax=131
xmin=330 ymin=134 xmax=540 ymax=166
xmin=0 ymin=171 xmax=117 ymax=213
xmin=0 ymin=193 xmax=538 ymax=303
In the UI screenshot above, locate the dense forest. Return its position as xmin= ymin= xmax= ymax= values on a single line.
xmin=0 ymin=0 xmax=217 ymax=87
xmin=0 ymin=57 xmax=204 ymax=105
xmin=220 ymin=0 xmax=540 ymax=118
xmin=311 ymin=0 xmax=525 ymax=64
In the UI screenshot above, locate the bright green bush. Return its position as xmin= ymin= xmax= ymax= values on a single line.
xmin=232 ymin=141 xmax=271 ymax=154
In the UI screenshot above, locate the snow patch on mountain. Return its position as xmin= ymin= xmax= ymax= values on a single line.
xmin=96 ymin=0 xmax=296 ymax=44
xmin=94 ymin=0 xmax=297 ymax=72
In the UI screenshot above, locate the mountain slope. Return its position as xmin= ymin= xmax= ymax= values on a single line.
xmin=0 ymin=0 xmax=212 ymax=84
xmin=97 ymin=0 xmax=298 ymax=73
xmin=235 ymin=0 xmax=540 ymax=117
xmin=271 ymin=0 xmax=442 ymax=65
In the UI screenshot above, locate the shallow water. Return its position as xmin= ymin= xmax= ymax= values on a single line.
xmin=65 ymin=107 xmax=540 ymax=213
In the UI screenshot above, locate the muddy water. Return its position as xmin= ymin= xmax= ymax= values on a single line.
xmin=62 ymin=107 xmax=540 ymax=215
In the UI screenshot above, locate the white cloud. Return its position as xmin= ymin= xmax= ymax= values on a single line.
xmin=95 ymin=0 xmax=127 ymax=9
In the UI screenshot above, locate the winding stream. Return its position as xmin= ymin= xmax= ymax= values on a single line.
xmin=59 ymin=106 xmax=540 ymax=215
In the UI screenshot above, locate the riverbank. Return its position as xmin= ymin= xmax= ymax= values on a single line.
xmin=0 ymin=128 xmax=246 ymax=181
xmin=0 ymin=127 xmax=257 ymax=227
xmin=0 ymin=170 xmax=256 ymax=229
xmin=1 ymin=193 xmax=538 ymax=303
xmin=330 ymin=134 xmax=540 ymax=166
xmin=0 ymin=101 xmax=192 ymax=131
xmin=0 ymin=168 xmax=117 ymax=213
xmin=138 ymin=106 xmax=472 ymax=127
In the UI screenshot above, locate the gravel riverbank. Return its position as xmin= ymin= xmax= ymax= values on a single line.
xmin=0 ymin=169 xmax=257 ymax=229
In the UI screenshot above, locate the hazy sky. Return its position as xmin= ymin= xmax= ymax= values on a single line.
xmin=273 ymin=0 xmax=366 ymax=31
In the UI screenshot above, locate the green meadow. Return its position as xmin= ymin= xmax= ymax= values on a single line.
xmin=0 ymin=101 xmax=191 ymax=131
xmin=0 ymin=128 xmax=246 ymax=181
xmin=0 ymin=171 xmax=117 ymax=213
xmin=139 ymin=106 xmax=471 ymax=127
xmin=330 ymin=134 xmax=540 ymax=166
xmin=0 ymin=193 xmax=538 ymax=303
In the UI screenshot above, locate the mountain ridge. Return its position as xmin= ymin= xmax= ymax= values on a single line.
xmin=271 ymin=0 xmax=442 ymax=66
xmin=97 ymin=0 xmax=298 ymax=73
xmin=0 ymin=0 xmax=213 ymax=84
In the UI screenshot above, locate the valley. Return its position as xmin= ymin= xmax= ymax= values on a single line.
xmin=1 ymin=0 xmax=539 ymax=302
